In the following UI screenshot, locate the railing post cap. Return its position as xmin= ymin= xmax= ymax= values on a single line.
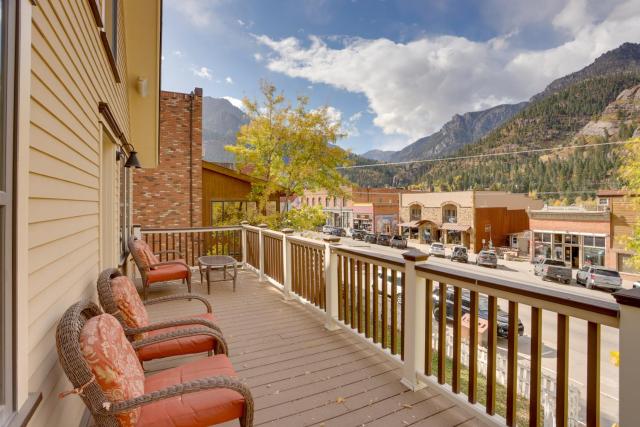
xmin=402 ymin=248 xmax=429 ymax=262
xmin=281 ymin=228 xmax=294 ymax=234
xmin=323 ymin=236 xmax=341 ymax=243
xmin=257 ymin=223 xmax=268 ymax=228
xmin=613 ymin=287 xmax=640 ymax=308
xmin=240 ymin=220 xmax=249 ymax=225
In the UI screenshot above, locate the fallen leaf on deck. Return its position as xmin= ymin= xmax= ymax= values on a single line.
xmin=336 ymin=396 xmax=346 ymax=404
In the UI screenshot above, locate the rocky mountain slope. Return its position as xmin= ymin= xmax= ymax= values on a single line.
xmin=202 ymin=97 xmax=247 ymax=164
xmin=577 ymin=84 xmax=640 ymax=141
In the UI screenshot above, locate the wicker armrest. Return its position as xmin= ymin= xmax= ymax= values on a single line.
xmin=125 ymin=318 xmax=222 ymax=336
xmin=154 ymin=249 xmax=184 ymax=257
xmin=149 ymin=260 xmax=190 ymax=270
xmin=103 ymin=375 xmax=254 ymax=426
xmin=131 ymin=327 xmax=228 ymax=355
xmin=143 ymin=293 xmax=212 ymax=313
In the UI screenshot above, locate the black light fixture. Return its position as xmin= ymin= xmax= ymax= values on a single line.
xmin=122 ymin=143 xmax=142 ymax=168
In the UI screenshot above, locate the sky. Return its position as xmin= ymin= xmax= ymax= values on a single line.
xmin=161 ymin=0 xmax=640 ymax=155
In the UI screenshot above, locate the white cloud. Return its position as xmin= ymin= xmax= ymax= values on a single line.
xmin=223 ymin=96 xmax=245 ymax=110
xmin=173 ymin=50 xmax=183 ymax=57
xmin=170 ymin=0 xmax=216 ymax=28
xmin=192 ymin=66 xmax=213 ymax=80
xmin=253 ymin=53 xmax=264 ymax=62
xmin=344 ymin=111 xmax=362 ymax=137
xmin=237 ymin=19 xmax=246 ymax=26
xmin=256 ymin=0 xmax=640 ymax=139
xmin=225 ymin=76 xmax=234 ymax=84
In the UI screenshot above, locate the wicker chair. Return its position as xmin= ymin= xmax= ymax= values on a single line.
xmin=97 ymin=267 xmax=226 ymax=361
xmin=128 ymin=236 xmax=191 ymax=300
xmin=56 ymin=300 xmax=254 ymax=427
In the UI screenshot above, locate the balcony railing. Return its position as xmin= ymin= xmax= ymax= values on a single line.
xmin=138 ymin=224 xmax=640 ymax=427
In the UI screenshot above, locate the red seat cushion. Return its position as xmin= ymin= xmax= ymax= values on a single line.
xmin=146 ymin=261 xmax=189 ymax=283
xmin=110 ymin=275 xmax=150 ymax=340
xmin=133 ymin=240 xmax=160 ymax=270
xmin=136 ymin=313 xmax=218 ymax=362
xmin=138 ymin=355 xmax=245 ymax=427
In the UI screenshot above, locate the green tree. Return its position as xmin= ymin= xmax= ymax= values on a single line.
xmin=226 ymin=81 xmax=351 ymax=215
xmin=620 ymin=137 xmax=640 ymax=269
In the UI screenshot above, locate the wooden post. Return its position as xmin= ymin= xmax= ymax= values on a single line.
xmin=401 ymin=248 xmax=429 ymax=391
xmin=257 ymin=223 xmax=267 ymax=281
xmin=613 ymin=288 xmax=640 ymax=427
xmin=240 ymin=221 xmax=248 ymax=267
xmin=282 ymin=228 xmax=294 ymax=300
xmin=324 ymin=236 xmax=341 ymax=331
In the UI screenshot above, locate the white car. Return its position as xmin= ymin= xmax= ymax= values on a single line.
xmin=430 ymin=243 xmax=446 ymax=257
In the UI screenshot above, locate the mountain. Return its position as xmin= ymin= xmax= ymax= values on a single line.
xmin=360 ymin=103 xmax=527 ymax=163
xmin=202 ymin=97 xmax=248 ymax=164
xmin=360 ymin=149 xmax=395 ymax=162
xmin=532 ymin=42 xmax=640 ymax=102
xmin=577 ymin=84 xmax=640 ymax=141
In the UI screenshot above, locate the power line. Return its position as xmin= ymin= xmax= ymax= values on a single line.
xmin=338 ymin=140 xmax=636 ymax=170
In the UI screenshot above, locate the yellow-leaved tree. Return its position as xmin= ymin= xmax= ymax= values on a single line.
xmin=226 ymin=81 xmax=352 ymax=218
xmin=620 ymin=137 xmax=640 ymax=269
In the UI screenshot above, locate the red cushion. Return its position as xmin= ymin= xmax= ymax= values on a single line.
xmin=80 ymin=314 xmax=145 ymax=427
xmin=146 ymin=261 xmax=189 ymax=283
xmin=110 ymin=276 xmax=149 ymax=340
xmin=133 ymin=240 xmax=159 ymax=270
xmin=138 ymin=355 xmax=245 ymax=427
xmin=136 ymin=313 xmax=218 ymax=362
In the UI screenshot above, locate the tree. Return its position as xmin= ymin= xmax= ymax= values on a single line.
xmin=226 ymin=81 xmax=351 ymax=215
xmin=620 ymin=137 xmax=640 ymax=269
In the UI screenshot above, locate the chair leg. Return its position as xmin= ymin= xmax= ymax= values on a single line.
xmin=143 ymin=282 xmax=148 ymax=301
xmin=187 ymin=275 xmax=192 ymax=293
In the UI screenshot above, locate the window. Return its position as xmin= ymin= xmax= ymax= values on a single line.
xmin=442 ymin=204 xmax=457 ymax=223
xmin=102 ymin=0 xmax=118 ymax=59
xmin=211 ymin=201 xmax=257 ymax=225
xmin=325 ymin=197 xmax=329 ymax=208
xmin=583 ymin=235 xmax=606 ymax=267
xmin=333 ymin=197 xmax=337 ymax=207
xmin=0 ymin=0 xmax=16 ymax=420
xmin=410 ymin=205 xmax=421 ymax=221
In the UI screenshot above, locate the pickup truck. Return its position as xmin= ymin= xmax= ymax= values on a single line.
xmin=534 ymin=258 xmax=572 ymax=284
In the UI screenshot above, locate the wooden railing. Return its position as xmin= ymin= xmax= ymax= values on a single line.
xmin=236 ymin=225 xmax=640 ymax=427
xmin=289 ymin=236 xmax=326 ymax=310
xmin=334 ymin=246 xmax=406 ymax=358
xmin=139 ymin=226 xmax=242 ymax=266
xmin=262 ymin=230 xmax=284 ymax=284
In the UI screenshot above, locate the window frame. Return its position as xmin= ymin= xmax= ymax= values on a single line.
xmin=88 ymin=0 xmax=120 ymax=82
xmin=118 ymin=158 xmax=130 ymax=266
xmin=0 ymin=0 xmax=18 ymax=422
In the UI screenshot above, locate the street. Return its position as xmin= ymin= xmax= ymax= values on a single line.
xmin=315 ymin=233 xmax=622 ymax=424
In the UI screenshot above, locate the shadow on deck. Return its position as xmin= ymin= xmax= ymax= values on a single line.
xmin=142 ymin=268 xmax=491 ymax=427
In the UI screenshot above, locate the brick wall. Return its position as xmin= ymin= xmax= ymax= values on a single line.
xmin=132 ymin=89 xmax=203 ymax=228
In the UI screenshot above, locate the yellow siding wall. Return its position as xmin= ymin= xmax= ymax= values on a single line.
xmin=28 ymin=1 xmax=129 ymax=425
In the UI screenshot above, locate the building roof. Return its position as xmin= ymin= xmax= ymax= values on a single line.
xmin=202 ymin=161 xmax=264 ymax=184
xmin=596 ymin=189 xmax=631 ymax=197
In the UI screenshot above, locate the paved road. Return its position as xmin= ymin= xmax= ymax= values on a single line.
xmin=316 ymin=234 xmax=621 ymax=424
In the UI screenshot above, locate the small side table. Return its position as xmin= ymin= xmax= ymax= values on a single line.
xmin=198 ymin=255 xmax=238 ymax=293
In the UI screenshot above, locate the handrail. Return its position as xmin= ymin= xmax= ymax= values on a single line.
xmin=141 ymin=225 xmax=242 ymax=233
xmin=334 ymin=245 xmax=406 ymax=269
xmin=262 ymin=229 xmax=284 ymax=239
xmin=287 ymin=235 xmax=326 ymax=250
xmin=416 ymin=262 xmax=619 ymax=327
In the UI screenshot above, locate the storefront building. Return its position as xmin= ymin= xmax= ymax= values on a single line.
xmin=353 ymin=203 xmax=374 ymax=231
xmin=528 ymin=207 xmax=611 ymax=269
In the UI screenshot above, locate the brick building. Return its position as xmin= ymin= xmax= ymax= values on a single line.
xmin=399 ymin=191 xmax=542 ymax=252
xmin=133 ymin=89 xmax=203 ymax=228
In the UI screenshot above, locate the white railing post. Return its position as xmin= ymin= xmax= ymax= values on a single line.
xmin=401 ymin=248 xmax=429 ymax=391
xmin=614 ymin=288 xmax=640 ymax=427
xmin=282 ymin=228 xmax=294 ymax=300
xmin=240 ymin=221 xmax=248 ymax=267
xmin=257 ymin=223 xmax=267 ymax=281
xmin=323 ymin=236 xmax=341 ymax=331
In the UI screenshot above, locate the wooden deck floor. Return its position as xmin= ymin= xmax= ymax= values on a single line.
xmin=143 ymin=268 xmax=492 ymax=427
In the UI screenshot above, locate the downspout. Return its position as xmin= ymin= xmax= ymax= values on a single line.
xmin=189 ymin=91 xmax=194 ymax=227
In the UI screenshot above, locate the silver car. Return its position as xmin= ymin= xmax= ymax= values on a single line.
xmin=476 ymin=250 xmax=498 ymax=268
xmin=576 ymin=266 xmax=622 ymax=291
xmin=429 ymin=243 xmax=446 ymax=257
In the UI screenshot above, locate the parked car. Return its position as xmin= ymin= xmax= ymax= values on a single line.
xmin=633 ymin=281 xmax=640 ymax=289
xmin=476 ymin=250 xmax=498 ymax=268
xmin=351 ymin=229 xmax=366 ymax=240
xmin=433 ymin=288 xmax=524 ymax=338
xmin=364 ymin=232 xmax=377 ymax=244
xmin=377 ymin=271 xmax=404 ymax=304
xmin=390 ymin=235 xmax=408 ymax=249
xmin=533 ymin=258 xmax=571 ymax=284
xmin=332 ymin=227 xmax=347 ymax=237
xmin=576 ymin=266 xmax=623 ymax=291
xmin=376 ymin=233 xmax=391 ymax=246
xmin=450 ymin=245 xmax=468 ymax=263
xmin=322 ymin=225 xmax=333 ymax=234
xmin=429 ymin=242 xmax=446 ymax=257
